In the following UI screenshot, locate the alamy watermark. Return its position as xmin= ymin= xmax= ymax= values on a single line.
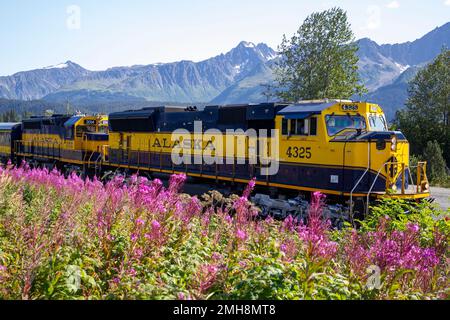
xmin=366 ymin=265 xmax=381 ymax=290
xmin=65 ymin=265 xmax=81 ymax=293
xmin=66 ymin=5 xmax=81 ymax=30
xmin=171 ymin=121 xmax=280 ymax=176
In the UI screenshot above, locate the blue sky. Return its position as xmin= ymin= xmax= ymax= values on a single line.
xmin=1 ymin=0 xmax=449 ymax=76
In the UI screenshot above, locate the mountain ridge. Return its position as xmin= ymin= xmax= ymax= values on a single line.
xmin=0 ymin=22 xmax=448 ymax=119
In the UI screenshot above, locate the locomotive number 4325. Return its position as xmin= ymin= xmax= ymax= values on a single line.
xmin=286 ymin=146 xmax=312 ymax=159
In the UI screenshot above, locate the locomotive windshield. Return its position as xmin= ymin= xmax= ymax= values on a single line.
xmin=325 ymin=115 xmax=366 ymax=136
xmin=98 ymin=125 xmax=109 ymax=134
xmin=368 ymin=114 xmax=388 ymax=131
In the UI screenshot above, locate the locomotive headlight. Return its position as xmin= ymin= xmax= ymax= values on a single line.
xmin=421 ymin=181 xmax=429 ymax=192
xmin=391 ymin=136 xmax=397 ymax=152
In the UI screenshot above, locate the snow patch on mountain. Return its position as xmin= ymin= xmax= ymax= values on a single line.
xmin=242 ymin=41 xmax=256 ymax=48
xmin=43 ymin=63 xmax=69 ymax=70
xmin=395 ymin=62 xmax=410 ymax=73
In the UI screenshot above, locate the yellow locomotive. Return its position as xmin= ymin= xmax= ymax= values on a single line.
xmin=0 ymin=123 xmax=21 ymax=162
xmin=2 ymin=100 xmax=429 ymax=215
xmin=15 ymin=114 xmax=108 ymax=171
xmin=104 ymin=100 xmax=430 ymax=207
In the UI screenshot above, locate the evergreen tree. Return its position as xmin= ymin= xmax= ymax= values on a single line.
xmin=396 ymin=49 xmax=450 ymax=166
xmin=423 ymin=140 xmax=449 ymax=184
xmin=275 ymin=7 xmax=366 ymax=102
xmin=0 ymin=109 xmax=19 ymax=122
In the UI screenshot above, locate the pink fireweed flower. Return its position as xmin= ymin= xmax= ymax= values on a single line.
xmin=197 ymin=263 xmax=220 ymax=294
xmin=211 ymin=252 xmax=222 ymax=261
xmin=202 ymin=215 xmax=210 ymax=226
xmin=232 ymin=179 xmax=259 ymax=226
xmin=236 ymin=229 xmax=247 ymax=241
xmin=129 ymin=174 xmax=138 ymax=185
xmin=265 ymin=216 xmax=274 ymax=224
xmin=134 ymin=248 xmax=143 ymax=259
xmin=169 ymin=174 xmax=187 ymax=193
xmin=145 ymin=220 xmax=162 ymax=243
xmin=130 ymin=233 xmax=138 ymax=242
xmin=345 ymin=217 xmax=441 ymax=291
xmin=296 ymin=192 xmax=338 ymax=260
xmin=243 ymin=178 xmax=256 ymax=199
xmin=207 ymin=265 xmax=218 ymax=274
xmin=128 ymin=268 xmax=137 ymax=277
xmin=407 ymin=223 xmax=420 ymax=233
xmin=173 ymin=202 xmax=185 ymax=219
xmin=225 ymin=214 xmax=233 ymax=224
xmin=151 ymin=178 xmax=163 ymax=193
xmin=282 ymin=215 xmax=297 ymax=232
xmin=254 ymin=222 xmax=265 ymax=234
xmin=186 ymin=196 xmax=202 ymax=219
xmin=135 ymin=218 xmax=145 ymax=226
xmin=151 ymin=220 xmax=161 ymax=230
xmin=420 ymin=248 xmax=440 ymax=270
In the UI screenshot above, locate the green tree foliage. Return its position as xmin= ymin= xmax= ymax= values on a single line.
xmin=396 ymin=49 xmax=450 ymax=167
xmin=275 ymin=7 xmax=366 ymax=102
xmin=21 ymin=111 xmax=33 ymax=120
xmin=0 ymin=109 xmax=19 ymax=122
xmin=423 ymin=140 xmax=449 ymax=185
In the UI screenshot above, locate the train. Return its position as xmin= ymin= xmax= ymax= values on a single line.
xmin=0 ymin=99 xmax=430 ymax=216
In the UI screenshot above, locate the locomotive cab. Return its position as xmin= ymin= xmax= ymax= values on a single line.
xmin=276 ymin=100 xmax=429 ymax=201
xmin=17 ymin=114 xmax=108 ymax=166
xmin=0 ymin=123 xmax=21 ymax=163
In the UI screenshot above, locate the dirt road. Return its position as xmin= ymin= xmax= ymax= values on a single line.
xmin=431 ymin=187 xmax=450 ymax=211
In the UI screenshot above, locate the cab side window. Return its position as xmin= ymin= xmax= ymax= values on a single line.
xmin=282 ymin=118 xmax=288 ymax=135
xmin=289 ymin=119 xmax=296 ymax=135
xmin=289 ymin=119 xmax=313 ymax=136
xmin=295 ymin=119 xmax=306 ymax=135
xmin=65 ymin=127 xmax=74 ymax=140
xmin=282 ymin=117 xmax=318 ymax=137
xmin=76 ymin=126 xmax=85 ymax=138
xmin=310 ymin=117 xmax=317 ymax=136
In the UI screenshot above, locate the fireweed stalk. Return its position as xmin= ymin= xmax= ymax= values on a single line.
xmin=0 ymin=162 xmax=447 ymax=300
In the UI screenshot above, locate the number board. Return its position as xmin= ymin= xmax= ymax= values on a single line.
xmin=84 ymin=120 xmax=96 ymax=125
xmin=341 ymin=104 xmax=359 ymax=112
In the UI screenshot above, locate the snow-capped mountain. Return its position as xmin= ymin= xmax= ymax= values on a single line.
xmin=0 ymin=41 xmax=276 ymax=103
xmin=0 ymin=21 xmax=448 ymax=119
xmin=0 ymin=61 xmax=90 ymax=100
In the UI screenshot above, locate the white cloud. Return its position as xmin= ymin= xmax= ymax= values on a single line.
xmin=386 ymin=1 xmax=400 ymax=9
xmin=445 ymin=0 xmax=450 ymax=6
